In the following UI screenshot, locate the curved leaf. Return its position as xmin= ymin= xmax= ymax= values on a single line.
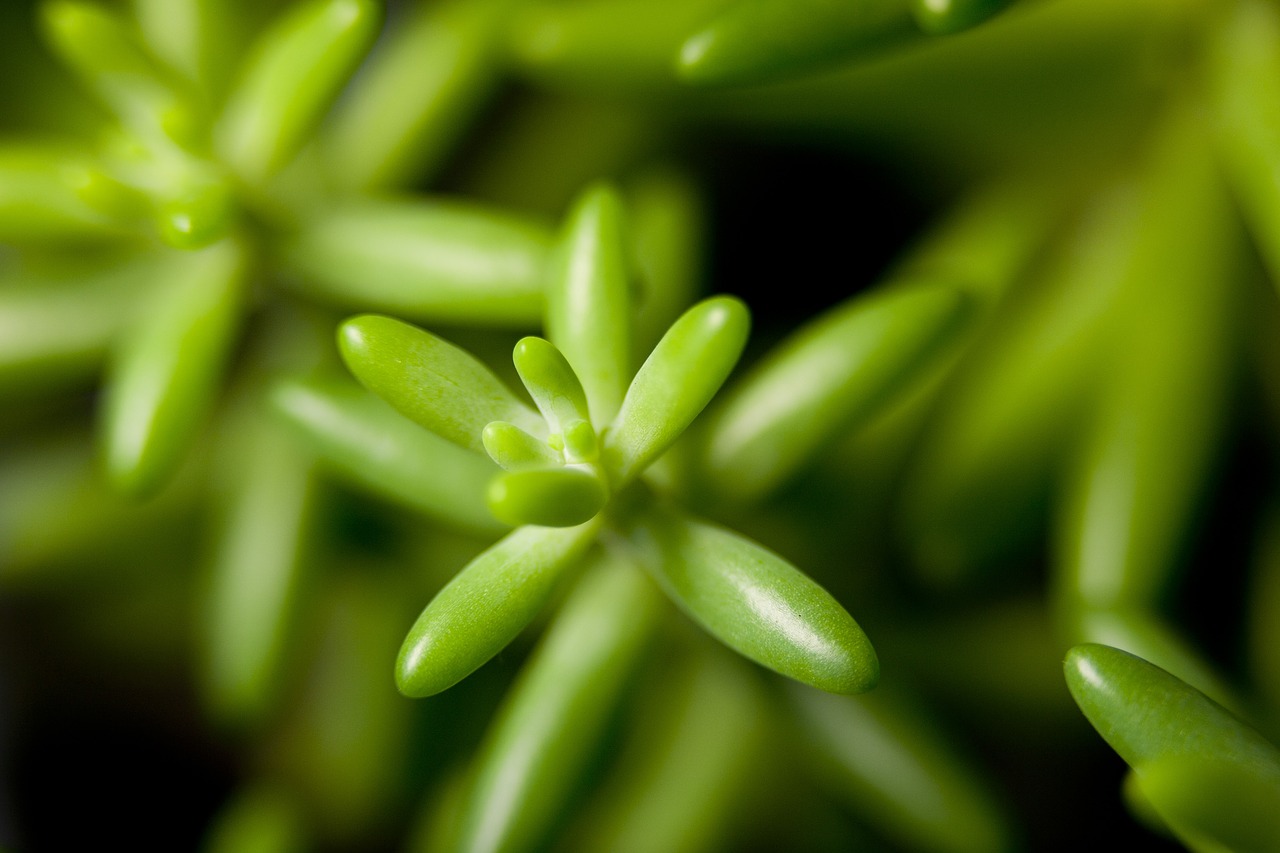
xmin=487 ymin=467 xmax=608 ymax=528
xmin=395 ymin=521 xmax=598 ymax=698
xmin=337 ymin=314 xmax=543 ymax=452
xmin=626 ymin=504 xmax=877 ymax=694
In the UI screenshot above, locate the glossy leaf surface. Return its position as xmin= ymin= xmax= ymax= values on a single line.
xmin=627 ymin=504 xmax=877 ymax=694
xmin=512 ymin=336 xmax=592 ymax=435
xmin=396 ymin=522 xmax=598 ymax=697
xmin=456 ymin=556 xmax=661 ymax=853
xmin=338 ymin=314 xmax=543 ymax=453
xmin=1064 ymin=644 xmax=1280 ymax=852
xmin=911 ymin=0 xmax=1017 ymax=35
xmin=605 ymin=296 xmax=748 ymax=487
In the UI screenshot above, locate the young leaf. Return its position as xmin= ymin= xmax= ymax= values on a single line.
xmin=487 ymin=467 xmax=608 ymax=528
xmin=546 ymin=183 xmax=632 ymax=423
xmin=676 ymin=0 xmax=918 ymax=87
xmin=216 ymin=0 xmax=379 ymax=183
xmin=337 ymin=314 xmax=543 ymax=453
xmin=270 ymin=376 xmax=504 ymax=534
xmin=1064 ymin=644 xmax=1280 ymax=852
xmin=605 ymin=296 xmax=748 ymax=487
xmin=456 ymin=555 xmax=662 ymax=853
xmin=131 ymin=0 xmax=227 ymax=89
xmin=280 ymin=199 xmax=551 ymax=326
xmin=322 ymin=0 xmax=507 ymax=192
xmin=482 ymin=421 xmax=562 ymax=471
xmin=396 ymin=521 xmax=598 ymax=698
xmin=626 ymin=503 xmax=877 ymax=694
xmin=702 ymin=282 xmax=969 ymax=501
xmin=100 ymin=238 xmax=245 ymax=496
xmin=512 ymin=336 xmax=592 ymax=436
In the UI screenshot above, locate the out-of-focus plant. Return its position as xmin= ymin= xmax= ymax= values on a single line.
xmin=4 ymin=0 xmax=1280 ymax=850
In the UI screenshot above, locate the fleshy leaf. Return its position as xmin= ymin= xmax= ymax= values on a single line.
xmin=512 ymin=336 xmax=592 ymax=435
xmin=337 ymin=314 xmax=543 ymax=453
xmin=487 ymin=467 xmax=608 ymax=528
xmin=1064 ymin=644 xmax=1280 ymax=852
xmin=216 ymin=0 xmax=379 ymax=183
xmin=676 ymin=0 xmax=917 ymax=86
xmin=395 ymin=522 xmax=598 ymax=698
xmin=271 ymin=376 xmax=504 ymax=534
xmin=322 ymin=0 xmax=507 ymax=192
xmin=546 ymin=183 xmax=632 ymax=423
xmin=201 ymin=414 xmax=316 ymax=730
xmin=101 ymin=239 xmax=245 ymax=496
xmin=456 ymin=555 xmax=661 ymax=853
xmin=280 ymin=200 xmax=551 ymax=326
xmin=702 ymin=282 xmax=969 ymax=501
xmin=482 ymin=421 xmax=561 ymax=471
xmin=605 ymin=296 xmax=748 ymax=487
xmin=626 ymin=503 xmax=877 ymax=694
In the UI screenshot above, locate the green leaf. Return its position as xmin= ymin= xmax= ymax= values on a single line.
xmin=626 ymin=503 xmax=877 ymax=694
xmin=546 ymin=183 xmax=633 ymax=423
xmin=0 ymin=144 xmax=117 ymax=241
xmin=512 ymin=336 xmax=592 ymax=436
xmin=791 ymin=684 xmax=1015 ymax=853
xmin=1064 ymin=644 xmax=1280 ymax=852
xmin=201 ymin=414 xmax=316 ymax=730
xmin=605 ymin=296 xmax=748 ymax=487
xmin=482 ymin=421 xmax=562 ymax=471
xmin=271 ymin=376 xmax=504 ymax=534
xmin=508 ymin=0 xmax=735 ymax=92
xmin=216 ymin=0 xmax=379 ymax=183
xmin=395 ymin=521 xmax=598 ymax=698
xmin=487 ymin=467 xmax=608 ymax=528
xmin=676 ymin=0 xmax=918 ymax=87
xmin=910 ymin=0 xmax=1017 ymax=35
xmin=456 ymin=554 xmax=662 ymax=853
xmin=1055 ymin=109 xmax=1240 ymax=611
xmin=131 ymin=0 xmax=227 ymax=89
xmin=0 ymin=258 xmax=151 ymax=395
xmin=202 ymin=783 xmax=307 ymax=853
xmin=627 ymin=167 xmax=705 ymax=356
xmin=41 ymin=0 xmax=200 ymax=148
xmin=337 ymin=314 xmax=543 ymax=453
xmin=100 ymin=238 xmax=245 ymax=496
xmin=322 ymin=0 xmax=507 ymax=192
xmin=576 ymin=649 xmax=768 ymax=853
xmin=1210 ymin=0 xmax=1280 ymax=293
xmin=279 ymin=199 xmax=551 ymax=326
xmin=702 ymin=282 xmax=969 ymax=501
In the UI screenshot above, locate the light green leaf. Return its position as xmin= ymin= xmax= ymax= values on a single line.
xmin=910 ymin=0 xmax=1018 ymax=35
xmin=271 ymin=376 xmax=504 ymax=534
xmin=626 ymin=503 xmax=877 ymax=694
xmin=216 ymin=0 xmax=379 ymax=183
xmin=605 ymin=296 xmax=748 ymax=487
xmin=482 ymin=421 xmax=561 ymax=471
xmin=456 ymin=554 xmax=661 ymax=853
xmin=100 ymin=238 xmax=245 ymax=496
xmin=395 ymin=521 xmax=598 ymax=698
xmin=487 ymin=466 xmax=608 ymax=528
xmin=280 ymin=199 xmax=551 ymax=326
xmin=702 ymin=282 xmax=969 ymax=501
xmin=337 ymin=314 xmax=543 ymax=453
xmin=322 ymin=0 xmax=507 ymax=192
xmin=512 ymin=336 xmax=591 ymax=436
xmin=546 ymin=183 xmax=632 ymax=424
